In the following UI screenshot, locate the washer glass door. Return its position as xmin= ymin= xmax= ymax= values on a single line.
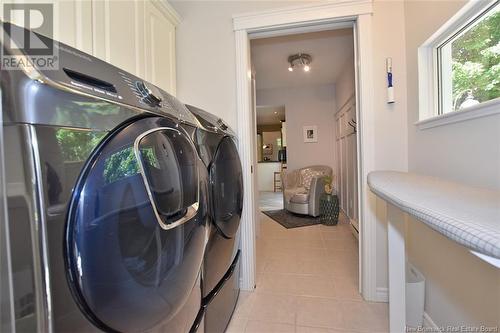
xmin=65 ymin=117 xmax=207 ymax=333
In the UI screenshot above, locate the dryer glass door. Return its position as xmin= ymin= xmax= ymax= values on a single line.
xmin=65 ymin=117 xmax=206 ymax=333
xmin=135 ymin=128 xmax=199 ymax=230
xmin=210 ymin=136 xmax=243 ymax=238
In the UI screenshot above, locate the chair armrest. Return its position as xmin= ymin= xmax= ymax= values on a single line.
xmin=308 ymin=175 xmax=326 ymax=217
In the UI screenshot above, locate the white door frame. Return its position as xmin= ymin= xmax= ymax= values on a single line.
xmin=233 ymin=0 xmax=379 ymax=301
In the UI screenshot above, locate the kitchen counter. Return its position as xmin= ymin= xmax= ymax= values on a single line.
xmin=257 ymin=162 xmax=282 ymax=192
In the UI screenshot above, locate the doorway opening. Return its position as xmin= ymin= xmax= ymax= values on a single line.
xmin=249 ymin=26 xmax=363 ymax=300
xmin=233 ymin=1 xmax=377 ymax=302
xmin=255 ymin=105 xmax=286 ymax=212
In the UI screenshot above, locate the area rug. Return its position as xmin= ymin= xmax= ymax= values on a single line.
xmin=262 ymin=209 xmax=322 ymax=229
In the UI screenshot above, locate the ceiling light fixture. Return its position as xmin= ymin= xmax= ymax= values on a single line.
xmin=287 ymin=53 xmax=312 ymax=73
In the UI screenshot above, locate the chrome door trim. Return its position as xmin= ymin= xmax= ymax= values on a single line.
xmin=27 ymin=125 xmax=53 ymax=333
xmin=0 ymin=88 xmax=16 ymax=333
xmin=134 ymin=127 xmax=200 ymax=230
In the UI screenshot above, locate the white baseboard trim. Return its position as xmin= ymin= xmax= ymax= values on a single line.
xmin=370 ymin=290 xmax=439 ymax=330
xmin=423 ymin=312 xmax=441 ymax=332
xmin=339 ymin=209 xmax=360 ymax=239
xmin=375 ymin=287 xmax=389 ymax=302
xmin=371 ymin=293 xmax=440 ymax=330
xmin=350 ymin=223 xmax=359 ymax=240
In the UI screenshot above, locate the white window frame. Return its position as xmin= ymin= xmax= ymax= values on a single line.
xmin=417 ymin=0 xmax=500 ymax=130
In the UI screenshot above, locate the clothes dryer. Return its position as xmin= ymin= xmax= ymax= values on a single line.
xmin=186 ymin=105 xmax=243 ymax=333
xmin=1 ymin=23 xmax=208 ymax=333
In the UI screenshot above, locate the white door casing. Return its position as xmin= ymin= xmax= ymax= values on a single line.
xmin=235 ymin=29 xmax=257 ymax=290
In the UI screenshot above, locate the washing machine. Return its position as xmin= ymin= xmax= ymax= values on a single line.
xmin=185 ymin=105 xmax=243 ymax=333
xmin=0 ymin=23 xmax=209 ymax=332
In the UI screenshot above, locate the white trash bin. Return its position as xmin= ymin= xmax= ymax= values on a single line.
xmin=406 ymin=262 xmax=425 ymax=328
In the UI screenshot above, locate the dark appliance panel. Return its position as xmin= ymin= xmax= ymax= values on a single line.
xmin=65 ymin=116 xmax=208 ymax=332
xmin=210 ymin=137 xmax=243 ymax=239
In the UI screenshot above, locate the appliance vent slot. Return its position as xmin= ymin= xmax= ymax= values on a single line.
xmin=216 ymin=119 xmax=228 ymax=131
xmin=64 ymin=68 xmax=117 ymax=93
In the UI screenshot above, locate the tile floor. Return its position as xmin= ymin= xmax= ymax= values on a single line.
xmin=259 ymin=191 xmax=284 ymax=211
xmin=226 ymin=193 xmax=388 ymax=333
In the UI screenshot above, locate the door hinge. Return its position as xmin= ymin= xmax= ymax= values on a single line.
xmin=250 ymin=165 xmax=253 ymax=173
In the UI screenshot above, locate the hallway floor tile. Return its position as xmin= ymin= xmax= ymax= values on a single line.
xmin=226 ymin=211 xmax=388 ymax=333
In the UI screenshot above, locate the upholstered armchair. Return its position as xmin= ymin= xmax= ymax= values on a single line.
xmin=281 ymin=165 xmax=333 ymax=217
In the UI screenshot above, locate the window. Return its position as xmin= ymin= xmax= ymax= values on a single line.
xmin=438 ymin=2 xmax=499 ymax=113
xmin=418 ymin=1 xmax=500 ymax=127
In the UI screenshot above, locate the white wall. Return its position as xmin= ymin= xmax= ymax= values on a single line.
xmin=405 ymin=0 xmax=500 ymax=190
xmin=369 ymin=0 xmax=410 ymax=294
xmin=172 ymin=0 xmax=315 ymax=129
xmin=404 ymin=0 xmax=500 ymax=327
xmin=256 ymin=84 xmax=336 ymax=171
xmin=173 ymin=0 xmax=410 ymax=301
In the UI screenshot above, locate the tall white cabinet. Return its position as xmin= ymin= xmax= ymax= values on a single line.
xmin=17 ymin=0 xmax=180 ymax=95
xmin=143 ymin=2 xmax=178 ymax=95
xmin=335 ymin=96 xmax=359 ymax=231
xmin=56 ymin=1 xmax=94 ymax=55
xmin=92 ymin=0 xmax=146 ymax=77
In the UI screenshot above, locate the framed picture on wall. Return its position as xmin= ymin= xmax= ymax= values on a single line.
xmin=303 ymin=125 xmax=318 ymax=143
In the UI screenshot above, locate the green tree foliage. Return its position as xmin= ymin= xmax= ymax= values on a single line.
xmin=451 ymin=7 xmax=500 ymax=111
xmin=103 ymin=147 xmax=140 ymax=184
xmin=103 ymin=147 xmax=158 ymax=184
xmin=55 ymin=128 xmax=106 ymax=162
xmin=56 ymin=127 xmax=160 ymax=185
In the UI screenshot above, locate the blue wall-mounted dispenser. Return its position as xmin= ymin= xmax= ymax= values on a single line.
xmin=387 ymin=58 xmax=395 ymax=104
